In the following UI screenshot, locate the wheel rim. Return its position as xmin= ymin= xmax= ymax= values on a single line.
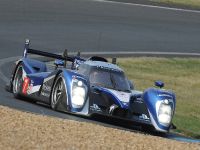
xmin=52 ymin=77 xmax=64 ymax=106
xmin=13 ymin=66 xmax=23 ymax=94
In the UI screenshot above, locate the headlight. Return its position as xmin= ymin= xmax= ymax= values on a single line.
xmin=71 ymin=78 xmax=87 ymax=108
xmin=157 ymin=102 xmax=172 ymax=126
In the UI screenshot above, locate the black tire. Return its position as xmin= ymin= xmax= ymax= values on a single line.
xmin=51 ymin=75 xmax=67 ymax=110
xmin=12 ymin=65 xmax=23 ymax=98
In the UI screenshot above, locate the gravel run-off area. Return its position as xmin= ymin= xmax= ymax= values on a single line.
xmin=0 ymin=106 xmax=199 ymax=150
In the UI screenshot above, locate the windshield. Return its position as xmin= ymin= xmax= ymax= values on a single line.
xmin=89 ymin=68 xmax=131 ymax=92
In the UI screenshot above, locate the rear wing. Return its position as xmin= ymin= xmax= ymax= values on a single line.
xmin=23 ymin=39 xmax=117 ymax=64
xmin=23 ymin=39 xmax=74 ymax=62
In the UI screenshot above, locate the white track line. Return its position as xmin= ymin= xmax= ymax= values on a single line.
xmin=77 ymin=51 xmax=200 ymax=56
xmin=94 ymin=0 xmax=200 ymax=14
xmin=1 ymin=51 xmax=200 ymax=82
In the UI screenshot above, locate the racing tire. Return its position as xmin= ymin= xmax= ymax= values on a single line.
xmin=12 ymin=64 xmax=23 ymax=98
xmin=51 ymin=74 xmax=67 ymax=110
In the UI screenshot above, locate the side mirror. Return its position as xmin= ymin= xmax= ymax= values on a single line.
xmin=54 ymin=59 xmax=65 ymax=66
xmin=155 ymin=81 xmax=164 ymax=88
xmin=128 ymin=80 xmax=134 ymax=90
xmin=112 ymin=58 xmax=117 ymax=64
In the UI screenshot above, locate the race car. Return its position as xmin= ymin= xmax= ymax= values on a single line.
xmin=6 ymin=39 xmax=176 ymax=133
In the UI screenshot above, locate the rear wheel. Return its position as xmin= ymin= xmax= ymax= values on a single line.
xmin=51 ymin=75 xmax=67 ymax=110
xmin=13 ymin=65 xmax=23 ymax=98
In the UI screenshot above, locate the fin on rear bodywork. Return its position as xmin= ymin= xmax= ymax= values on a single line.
xmin=23 ymin=39 xmax=30 ymax=58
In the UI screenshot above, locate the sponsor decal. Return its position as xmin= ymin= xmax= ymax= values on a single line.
xmin=139 ymin=114 xmax=150 ymax=120
xmin=28 ymin=85 xmax=41 ymax=94
xmin=158 ymin=94 xmax=173 ymax=99
xmin=41 ymin=84 xmax=51 ymax=97
xmin=22 ymin=77 xmax=30 ymax=94
xmin=27 ymin=83 xmax=33 ymax=95
xmin=42 ymin=84 xmax=51 ymax=92
xmin=41 ymin=92 xmax=50 ymax=97
xmin=107 ymin=89 xmax=131 ymax=103
xmin=90 ymin=104 xmax=102 ymax=112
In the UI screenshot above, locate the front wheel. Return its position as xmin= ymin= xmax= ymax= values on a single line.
xmin=51 ymin=75 xmax=67 ymax=110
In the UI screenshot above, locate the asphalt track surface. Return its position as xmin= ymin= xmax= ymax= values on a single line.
xmin=0 ymin=0 xmax=200 ymax=143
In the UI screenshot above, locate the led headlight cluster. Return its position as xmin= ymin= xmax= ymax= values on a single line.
xmin=157 ymin=100 xmax=173 ymax=126
xmin=71 ymin=78 xmax=87 ymax=108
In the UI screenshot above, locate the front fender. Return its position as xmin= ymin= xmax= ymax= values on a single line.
xmin=143 ymin=88 xmax=176 ymax=132
xmin=62 ymin=70 xmax=89 ymax=113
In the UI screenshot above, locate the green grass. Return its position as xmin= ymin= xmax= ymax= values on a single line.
xmin=151 ymin=0 xmax=200 ymax=9
xmin=118 ymin=57 xmax=200 ymax=138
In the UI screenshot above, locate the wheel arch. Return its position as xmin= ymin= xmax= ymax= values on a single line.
xmin=50 ymin=70 xmax=63 ymax=93
xmin=10 ymin=60 xmax=23 ymax=92
xmin=50 ymin=70 xmax=69 ymax=112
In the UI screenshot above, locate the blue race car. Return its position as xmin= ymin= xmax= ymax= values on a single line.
xmin=7 ymin=40 xmax=176 ymax=133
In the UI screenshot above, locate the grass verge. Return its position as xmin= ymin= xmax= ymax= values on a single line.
xmin=150 ymin=0 xmax=200 ymax=9
xmin=118 ymin=57 xmax=200 ymax=138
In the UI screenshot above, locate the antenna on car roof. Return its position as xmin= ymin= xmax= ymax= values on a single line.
xmin=112 ymin=58 xmax=117 ymax=64
xmin=63 ymin=49 xmax=68 ymax=68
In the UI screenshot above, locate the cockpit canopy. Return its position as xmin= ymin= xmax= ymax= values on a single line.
xmin=77 ymin=61 xmax=131 ymax=92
